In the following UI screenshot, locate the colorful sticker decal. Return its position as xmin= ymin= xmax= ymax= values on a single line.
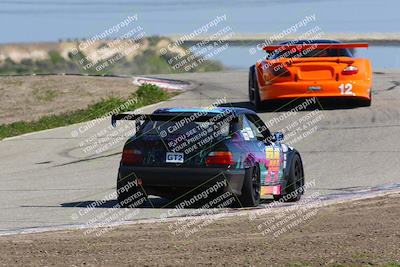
xmin=281 ymin=143 xmax=288 ymax=152
xmin=245 ymin=127 xmax=255 ymax=139
xmin=241 ymin=130 xmax=250 ymax=141
xmin=240 ymin=128 xmax=256 ymax=141
xmin=260 ymin=185 xmax=281 ymax=196
xmin=260 ymin=186 xmax=269 ymax=196
xmin=282 ymin=144 xmax=288 ymax=168
xmin=264 ymin=145 xmax=285 ymax=185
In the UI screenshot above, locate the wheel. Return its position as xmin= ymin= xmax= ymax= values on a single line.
xmin=359 ymin=99 xmax=371 ymax=107
xmin=359 ymin=91 xmax=372 ymax=107
xmin=276 ymin=154 xmax=304 ymax=202
xmin=238 ymin=165 xmax=261 ymax=207
xmin=248 ymin=65 xmax=263 ymax=110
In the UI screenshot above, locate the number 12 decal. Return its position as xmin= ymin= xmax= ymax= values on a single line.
xmin=339 ymin=83 xmax=353 ymax=95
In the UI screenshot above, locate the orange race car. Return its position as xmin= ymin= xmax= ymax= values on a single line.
xmin=249 ymin=40 xmax=372 ymax=109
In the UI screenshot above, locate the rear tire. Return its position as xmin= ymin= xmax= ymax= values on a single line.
xmin=359 ymin=91 xmax=372 ymax=107
xmin=249 ymin=66 xmax=263 ymax=110
xmin=359 ymin=99 xmax=371 ymax=107
xmin=237 ymin=165 xmax=261 ymax=207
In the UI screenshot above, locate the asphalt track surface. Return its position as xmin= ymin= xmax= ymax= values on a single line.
xmin=1 ymin=70 xmax=400 ymax=233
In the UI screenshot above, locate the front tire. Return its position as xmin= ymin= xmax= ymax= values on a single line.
xmin=276 ymin=154 xmax=304 ymax=202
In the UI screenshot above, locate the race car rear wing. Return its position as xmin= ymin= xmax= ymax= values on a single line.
xmin=111 ymin=112 xmax=238 ymax=127
xmin=263 ymin=42 xmax=369 ymax=51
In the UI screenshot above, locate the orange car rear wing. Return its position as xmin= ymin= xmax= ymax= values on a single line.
xmin=271 ymin=57 xmax=355 ymax=64
xmin=263 ymin=43 xmax=369 ymax=51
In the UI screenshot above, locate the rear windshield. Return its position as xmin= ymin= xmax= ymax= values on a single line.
xmin=138 ymin=120 xmax=231 ymax=137
xmin=268 ymin=48 xmax=352 ymax=59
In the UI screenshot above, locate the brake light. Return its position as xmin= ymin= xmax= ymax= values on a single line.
xmin=270 ymin=63 xmax=291 ymax=77
xmin=342 ymin=65 xmax=358 ymax=75
xmin=122 ymin=148 xmax=144 ymax=164
xmin=206 ymin=151 xmax=234 ymax=166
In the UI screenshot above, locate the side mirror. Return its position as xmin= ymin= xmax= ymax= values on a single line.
xmin=111 ymin=114 xmax=117 ymax=128
xmin=273 ymin=132 xmax=284 ymax=142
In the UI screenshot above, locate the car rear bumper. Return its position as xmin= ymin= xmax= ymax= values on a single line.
xmin=259 ymin=80 xmax=371 ymax=101
xmin=118 ymin=165 xmax=246 ymax=196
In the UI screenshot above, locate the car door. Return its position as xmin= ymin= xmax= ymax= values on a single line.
xmin=234 ymin=114 xmax=265 ymax=170
xmin=245 ymin=114 xmax=285 ymax=187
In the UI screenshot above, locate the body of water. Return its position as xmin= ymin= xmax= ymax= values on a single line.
xmin=215 ymin=45 xmax=400 ymax=70
xmin=1 ymin=0 xmax=399 ymax=43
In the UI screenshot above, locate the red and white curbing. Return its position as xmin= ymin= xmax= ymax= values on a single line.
xmin=132 ymin=76 xmax=192 ymax=91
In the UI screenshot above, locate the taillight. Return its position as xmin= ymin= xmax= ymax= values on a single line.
xmin=270 ymin=63 xmax=291 ymax=77
xmin=342 ymin=65 xmax=358 ymax=75
xmin=206 ymin=151 xmax=234 ymax=166
xmin=122 ymin=148 xmax=144 ymax=164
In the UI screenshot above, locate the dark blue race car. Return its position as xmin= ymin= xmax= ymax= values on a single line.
xmin=112 ymin=107 xmax=304 ymax=207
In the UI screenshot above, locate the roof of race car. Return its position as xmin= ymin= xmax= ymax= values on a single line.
xmin=278 ymin=39 xmax=341 ymax=45
xmin=153 ymin=107 xmax=256 ymax=116
xmin=267 ymin=39 xmax=354 ymax=58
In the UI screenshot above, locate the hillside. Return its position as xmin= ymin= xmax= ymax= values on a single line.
xmin=0 ymin=37 xmax=223 ymax=75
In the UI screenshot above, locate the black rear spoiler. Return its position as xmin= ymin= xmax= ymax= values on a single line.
xmin=111 ymin=112 xmax=238 ymax=127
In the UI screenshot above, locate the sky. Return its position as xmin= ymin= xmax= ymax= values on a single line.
xmin=1 ymin=0 xmax=399 ymax=44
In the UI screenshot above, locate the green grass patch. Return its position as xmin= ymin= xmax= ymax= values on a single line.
xmin=0 ymin=84 xmax=171 ymax=140
xmin=32 ymin=88 xmax=60 ymax=102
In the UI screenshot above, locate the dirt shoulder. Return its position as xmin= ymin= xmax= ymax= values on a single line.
xmin=1 ymin=193 xmax=399 ymax=266
xmin=0 ymin=75 xmax=136 ymax=124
